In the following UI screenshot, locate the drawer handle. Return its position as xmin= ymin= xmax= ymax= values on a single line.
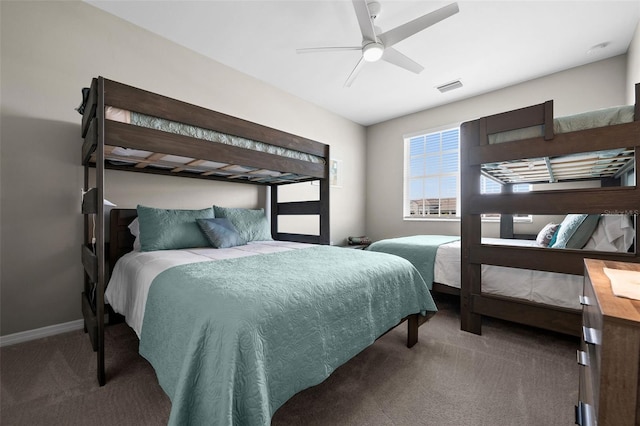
xmin=582 ymin=326 xmax=600 ymax=345
xmin=579 ymin=295 xmax=591 ymax=306
xmin=575 ymin=401 xmax=594 ymax=426
xmin=576 ymin=350 xmax=589 ymax=366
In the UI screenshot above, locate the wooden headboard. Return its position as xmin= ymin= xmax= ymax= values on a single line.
xmin=109 ymin=208 xmax=137 ymax=274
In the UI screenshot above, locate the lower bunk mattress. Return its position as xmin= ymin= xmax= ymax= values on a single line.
xmin=106 ymin=241 xmax=436 ymax=426
xmin=367 ymin=236 xmax=583 ymax=310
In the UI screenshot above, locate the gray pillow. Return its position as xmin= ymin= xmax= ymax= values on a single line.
xmin=565 ymin=214 xmax=601 ymax=249
xmin=212 ymin=206 xmax=273 ymax=242
xmin=137 ymin=205 xmax=214 ymax=251
xmin=197 ymin=218 xmax=248 ymax=249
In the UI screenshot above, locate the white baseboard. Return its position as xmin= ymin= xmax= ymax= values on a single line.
xmin=0 ymin=319 xmax=85 ymax=347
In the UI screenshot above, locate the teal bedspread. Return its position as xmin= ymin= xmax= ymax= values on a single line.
xmin=366 ymin=235 xmax=461 ymax=289
xmin=139 ymin=245 xmax=435 ymax=425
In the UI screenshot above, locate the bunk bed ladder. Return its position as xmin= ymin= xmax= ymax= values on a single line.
xmin=81 ymin=77 xmax=106 ymax=386
xmin=270 ymin=145 xmax=331 ymax=245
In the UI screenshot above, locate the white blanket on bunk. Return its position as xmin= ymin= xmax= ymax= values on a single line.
xmin=434 ymin=238 xmax=583 ymax=310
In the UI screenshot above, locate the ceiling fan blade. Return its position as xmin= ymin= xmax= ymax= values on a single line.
xmin=382 ymin=47 xmax=424 ymax=74
xmin=344 ymin=56 xmax=366 ymax=87
xmin=352 ymin=0 xmax=377 ymax=42
xmin=379 ymin=2 xmax=459 ymax=48
xmin=296 ymin=46 xmax=362 ymax=54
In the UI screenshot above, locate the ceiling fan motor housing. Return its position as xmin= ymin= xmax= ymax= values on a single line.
xmin=367 ymin=1 xmax=381 ymax=19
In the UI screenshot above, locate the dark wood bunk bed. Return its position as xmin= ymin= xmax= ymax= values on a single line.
xmin=459 ymin=84 xmax=640 ymax=337
xmin=79 ymin=76 xmax=432 ymax=397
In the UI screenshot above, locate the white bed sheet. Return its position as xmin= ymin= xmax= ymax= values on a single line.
xmin=434 ymin=238 xmax=582 ymax=310
xmin=105 ymin=240 xmax=316 ymax=338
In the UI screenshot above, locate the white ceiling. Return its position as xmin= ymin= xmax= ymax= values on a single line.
xmin=87 ymin=1 xmax=640 ymax=126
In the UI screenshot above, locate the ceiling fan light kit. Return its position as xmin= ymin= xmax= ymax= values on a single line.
xmin=296 ymin=0 xmax=460 ymax=87
xmin=362 ymin=42 xmax=384 ymax=62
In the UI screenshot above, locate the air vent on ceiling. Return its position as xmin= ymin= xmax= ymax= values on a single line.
xmin=436 ymin=80 xmax=463 ymax=93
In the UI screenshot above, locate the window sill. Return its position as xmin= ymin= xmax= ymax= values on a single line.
xmin=403 ymin=217 xmax=533 ymax=224
xmin=403 ymin=217 xmax=459 ymax=222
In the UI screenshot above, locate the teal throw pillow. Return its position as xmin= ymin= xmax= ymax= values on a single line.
xmin=551 ymin=214 xmax=593 ymax=249
xmin=137 ymin=205 xmax=214 ymax=251
xmin=197 ymin=218 xmax=248 ymax=249
xmin=213 ymin=206 xmax=273 ymax=242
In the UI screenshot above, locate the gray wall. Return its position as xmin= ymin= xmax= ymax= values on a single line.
xmin=628 ymin=20 xmax=640 ymax=102
xmin=365 ymin=56 xmax=630 ymax=242
xmin=0 ymin=1 xmax=367 ymax=336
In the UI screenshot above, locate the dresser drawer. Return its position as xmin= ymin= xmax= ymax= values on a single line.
xmin=575 ymin=401 xmax=596 ymax=426
xmin=577 ymin=339 xmax=599 ymax=415
xmin=579 ymin=273 xmax=603 ymax=423
xmin=580 ymin=284 xmax=601 ymax=332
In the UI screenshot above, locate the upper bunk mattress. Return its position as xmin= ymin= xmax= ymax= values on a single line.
xmin=106 ymin=106 xmax=324 ymax=164
xmin=489 ymin=105 xmax=634 ymax=144
xmin=482 ymin=105 xmax=635 ymax=184
xmin=97 ymin=106 xmax=325 ymax=184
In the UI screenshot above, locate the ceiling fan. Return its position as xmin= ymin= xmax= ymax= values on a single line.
xmin=296 ymin=0 xmax=459 ymax=87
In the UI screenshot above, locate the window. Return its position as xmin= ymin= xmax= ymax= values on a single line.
xmin=480 ymin=176 xmax=532 ymax=221
xmin=404 ymin=127 xmax=459 ymax=218
xmin=403 ymin=126 xmax=531 ymax=221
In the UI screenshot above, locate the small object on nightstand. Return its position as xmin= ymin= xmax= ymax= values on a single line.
xmin=347 ymin=235 xmax=371 ymax=246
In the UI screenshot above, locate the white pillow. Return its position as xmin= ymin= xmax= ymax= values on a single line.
xmin=583 ymin=215 xmax=634 ymax=252
xmin=128 ymin=217 xmax=141 ymax=251
xmin=536 ymin=223 xmax=559 ymax=247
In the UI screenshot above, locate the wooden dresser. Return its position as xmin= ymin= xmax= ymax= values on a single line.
xmin=577 ymin=259 xmax=640 ymax=426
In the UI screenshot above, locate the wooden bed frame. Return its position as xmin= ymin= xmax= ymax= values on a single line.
xmin=81 ymin=77 xmax=428 ymax=386
xmin=80 ymin=76 xmax=333 ymax=386
xmin=459 ymin=84 xmax=640 ymax=337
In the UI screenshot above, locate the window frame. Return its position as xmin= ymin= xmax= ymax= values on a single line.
xmin=403 ymin=124 xmax=461 ymax=221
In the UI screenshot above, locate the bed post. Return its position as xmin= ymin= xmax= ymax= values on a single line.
xmin=499 ymin=184 xmax=514 ymax=239
xmin=634 ymin=83 xmax=639 ymax=120
xmin=460 ymin=120 xmax=483 ymax=335
xmin=270 ymin=185 xmax=278 ymax=239
xmin=406 ymin=314 xmax=419 ymax=347
xmin=319 ymin=144 xmax=331 ymax=245
xmin=95 ymin=77 xmax=106 ymax=386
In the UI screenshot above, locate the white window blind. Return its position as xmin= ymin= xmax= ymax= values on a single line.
xmin=480 ymin=177 xmax=532 ymax=220
xmin=404 ymin=128 xmax=459 ymax=218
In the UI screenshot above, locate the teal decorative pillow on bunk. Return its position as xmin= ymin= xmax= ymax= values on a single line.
xmin=213 ymin=206 xmax=273 ymax=242
xmin=551 ymin=214 xmax=600 ymax=249
xmin=197 ymin=218 xmax=248 ymax=249
xmin=137 ymin=205 xmax=214 ymax=251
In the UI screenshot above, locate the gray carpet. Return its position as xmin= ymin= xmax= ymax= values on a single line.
xmin=0 ymin=295 xmax=579 ymax=425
